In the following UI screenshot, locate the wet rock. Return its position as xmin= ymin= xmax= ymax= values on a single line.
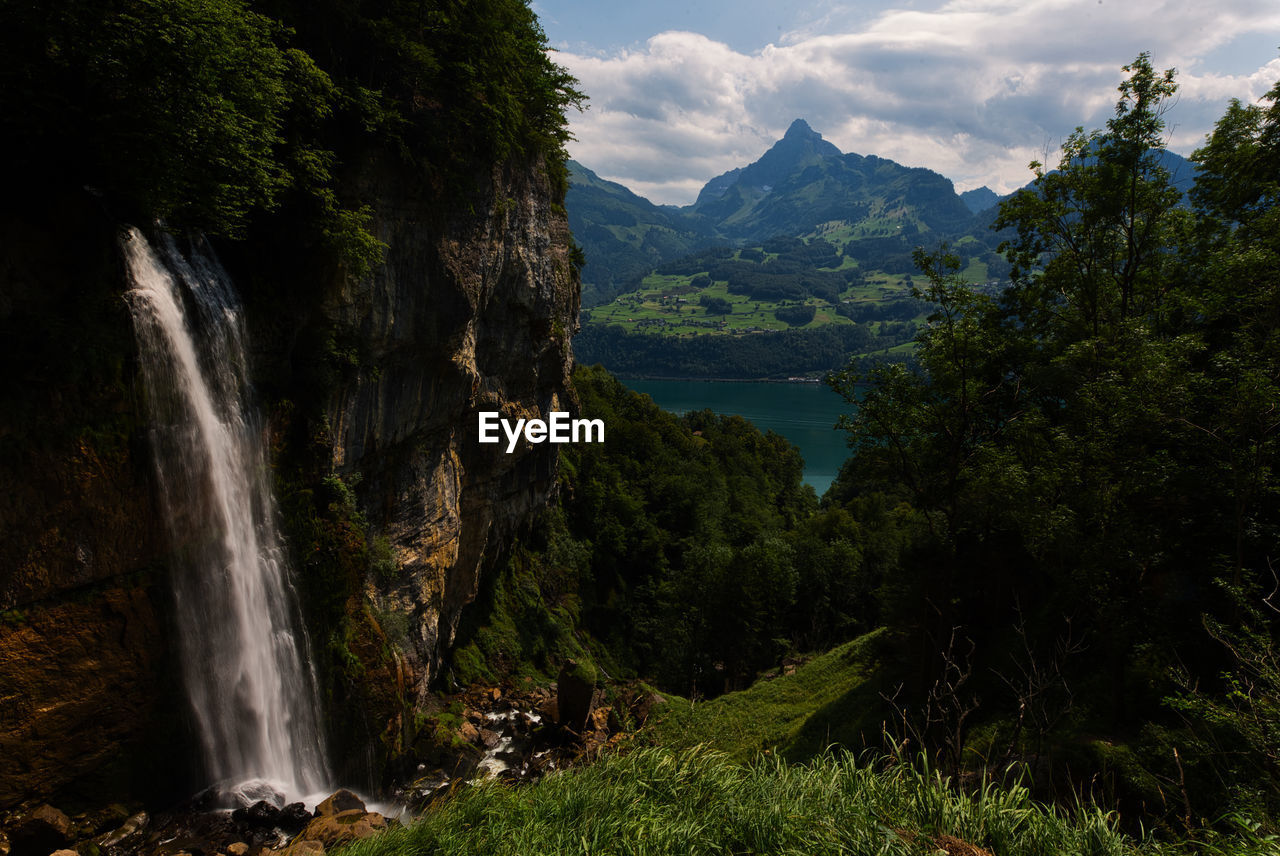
xmin=50 ymin=851 xmax=77 ymax=856
xmin=314 ymin=791 xmax=364 ymax=818
xmin=286 ymin=841 xmax=323 ymax=856
xmin=72 ymin=806 xmax=129 ymax=840
xmin=229 ymin=781 xmax=284 ymax=810
xmin=478 ymin=729 xmax=502 ymax=749
xmin=457 ymin=721 xmax=479 ymax=743
xmin=277 ymin=804 xmax=311 ymax=835
xmin=226 ymin=843 xmax=248 ymax=856
xmin=11 ymin=805 xmax=73 ymax=856
xmin=283 ymin=810 xmax=388 ymax=856
xmin=97 ymin=813 xmax=148 ymax=850
xmin=230 ymin=801 xmax=278 ymax=829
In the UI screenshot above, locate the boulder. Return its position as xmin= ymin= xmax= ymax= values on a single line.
xmin=10 ymin=806 xmax=73 ymax=856
xmin=226 ymin=844 xmax=248 ymax=856
xmin=282 ymin=810 xmax=388 ymax=856
xmin=285 ymin=842 xmax=323 ymax=856
xmin=314 ymin=791 xmax=365 ymax=818
xmin=230 ymin=801 xmax=279 ymax=828
xmin=555 ymin=660 xmax=595 ymax=733
xmin=278 ymin=804 xmax=311 ymax=835
xmin=229 ymin=781 xmax=285 ymax=810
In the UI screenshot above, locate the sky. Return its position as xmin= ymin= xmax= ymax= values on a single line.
xmin=531 ymin=0 xmax=1280 ymax=206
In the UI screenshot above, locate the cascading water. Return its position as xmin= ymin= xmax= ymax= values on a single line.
xmin=123 ymin=227 xmax=330 ymax=804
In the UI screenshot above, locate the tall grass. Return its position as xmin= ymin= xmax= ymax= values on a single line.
xmin=338 ymin=747 xmax=1201 ymax=856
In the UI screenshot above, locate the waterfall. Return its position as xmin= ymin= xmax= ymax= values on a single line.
xmin=123 ymin=227 xmax=330 ymax=803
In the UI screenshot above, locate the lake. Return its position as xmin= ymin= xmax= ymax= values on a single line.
xmin=623 ymin=378 xmax=852 ymax=496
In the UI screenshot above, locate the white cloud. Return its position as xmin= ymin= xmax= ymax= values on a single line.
xmin=556 ymin=0 xmax=1280 ymax=204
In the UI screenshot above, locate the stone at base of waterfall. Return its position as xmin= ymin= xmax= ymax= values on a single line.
xmin=230 ymin=781 xmax=287 ymax=811
xmin=10 ymin=805 xmax=73 ymax=856
xmin=283 ymin=812 xmax=389 ymax=855
xmin=232 ymin=801 xmax=280 ymax=828
xmin=282 ymin=792 xmax=391 ymax=856
xmin=457 ymin=720 xmax=480 ymax=743
xmin=228 ymin=842 xmax=249 ymax=856
xmin=278 ymin=804 xmax=312 ymax=834
xmin=314 ymin=790 xmax=364 ymax=817
xmin=286 ymin=841 xmax=324 ymax=856
xmin=97 ymin=812 xmax=149 ymax=849
xmin=555 ymin=661 xmax=594 ymax=733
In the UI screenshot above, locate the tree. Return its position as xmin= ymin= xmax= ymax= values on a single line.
xmin=994 ymin=52 xmax=1184 ymax=341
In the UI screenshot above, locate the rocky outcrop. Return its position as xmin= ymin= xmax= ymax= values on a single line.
xmin=320 ymin=156 xmax=578 ymax=698
xmin=282 ymin=790 xmax=389 ymax=856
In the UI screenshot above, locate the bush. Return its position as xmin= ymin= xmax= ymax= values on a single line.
xmin=699 ymin=295 xmax=732 ymax=315
xmin=776 ymin=304 xmax=816 ymax=326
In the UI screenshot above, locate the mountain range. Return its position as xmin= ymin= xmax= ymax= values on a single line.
xmin=567 ymin=119 xmax=1197 ymax=307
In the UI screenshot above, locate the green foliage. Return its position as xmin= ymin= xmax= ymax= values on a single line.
xmin=821 ymin=53 xmax=1280 ymax=828
xmin=336 ymin=746 xmax=1161 ymax=856
xmin=0 ymin=0 xmax=290 ymax=234
xmin=775 ymin=303 xmax=817 ymax=326
xmin=260 ymin=0 xmax=584 ymax=194
xmin=0 ymin=0 xmax=582 ymax=271
xmin=1168 ymin=584 xmax=1280 ymax=820
xmin=450 ymin=365 xmax=891 ymax=697
xmin=699 ymin=294 xmax=732 ymax=315
xmin=448 ymin=520 xmax=598 ymax=687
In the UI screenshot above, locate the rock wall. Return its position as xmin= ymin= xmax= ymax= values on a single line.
xmin=321 ymin=156 xmax=577 ymax=699
xmin=0 ymin=192 xmax=184 ymax=809
xmin=0 ymin=151 xmax=578 ymax=807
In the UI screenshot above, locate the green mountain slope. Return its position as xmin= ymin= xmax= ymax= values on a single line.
xmin=567 ymin=120 xmax=1008 ymax=310
xmin=692 ymin=119 xmax=975 ymax=243
xmin=566 ymin=161 xmax=712 ymax=305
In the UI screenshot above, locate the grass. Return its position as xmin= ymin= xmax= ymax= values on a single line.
xmin=338 ymin=745 xmax=1174 ymax=855
xmin=344 ymin=625 xmax=1280 ymax=855
xmin=584 ymin=269 xmax=925 ymax=338
xmin=646 ymin=630 xmax=890 ymax=761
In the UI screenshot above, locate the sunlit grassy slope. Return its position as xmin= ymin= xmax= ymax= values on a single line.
xmin=645 ymin=629 xmax=890 ymax=761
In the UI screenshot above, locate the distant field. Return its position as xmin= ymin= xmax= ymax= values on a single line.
xmin=584 ymin=268 xmax=924 ymax=337
xmin=581 ymin=238 xmax=994 ymax=342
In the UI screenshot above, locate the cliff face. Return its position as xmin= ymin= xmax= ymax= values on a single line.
xmin=0 ymin=194 xmax=182 ymax=809
xmin=0 ymin=153 xmax=578 ymax=807
xmin=320 ymin=156 xmax=578 ymax=699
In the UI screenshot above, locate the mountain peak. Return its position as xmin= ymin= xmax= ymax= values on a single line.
xmin=691 ymin=120 xmax=841 ymax=212
xmin=784 ymin=118 xmax=818 ymax=140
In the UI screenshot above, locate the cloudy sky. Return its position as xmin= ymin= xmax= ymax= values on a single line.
xmin=532 ymin=0 xmax=1280 ymax=205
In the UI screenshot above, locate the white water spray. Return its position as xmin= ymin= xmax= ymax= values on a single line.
xmin=123 ymin=227 xmax=330 ymax=803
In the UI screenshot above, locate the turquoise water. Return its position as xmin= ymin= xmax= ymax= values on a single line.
xmin=624 ymin=379 xmax=852 ymax=496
